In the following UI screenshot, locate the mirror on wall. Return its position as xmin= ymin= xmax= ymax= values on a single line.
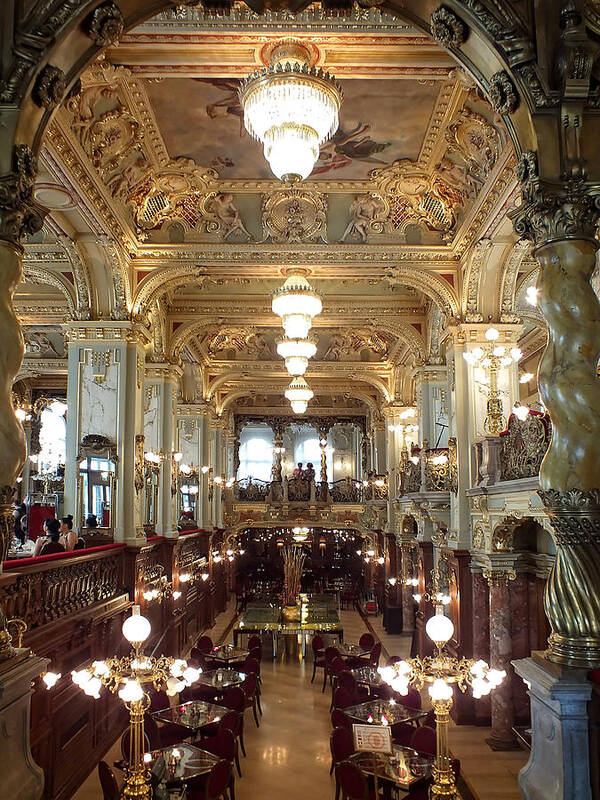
xmin=144 ymin=465 xmax=159 ymax=527
xmin=77 ymin=434 xmax=117 ymax=533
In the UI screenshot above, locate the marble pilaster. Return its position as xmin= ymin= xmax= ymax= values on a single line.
xmin=412 ymin=365 xmax=448 ymax=448
xmin=176 ymin=403 xmax=211 ymax=528
xmin=64 ymin=322 xmax=149 ymax=545
xmin=485 ymin=566 xmax=519 ymax=750
xmin=471 ymin=568 xmax=491 ymax=723
xmin=145 ymin=362 xmax=181 ymax=539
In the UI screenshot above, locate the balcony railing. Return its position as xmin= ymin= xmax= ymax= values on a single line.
xmin=229 ymin=473 xmax=388 ymax=504
xmin=499 ymin=410 xmax=551 ymax=481
xmin=398 ymin=444 xmax=453 ymax=495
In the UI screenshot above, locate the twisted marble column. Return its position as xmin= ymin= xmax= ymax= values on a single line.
xmin=512 ymin=166 xmax=600 ymax=668
xmin=0 ymin=145 xmax=46 ymax=659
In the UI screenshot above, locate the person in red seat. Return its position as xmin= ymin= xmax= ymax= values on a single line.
xmin=33 ymin=518 xmax=66 ymax=556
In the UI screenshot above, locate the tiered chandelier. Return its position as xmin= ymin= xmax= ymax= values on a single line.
xmin=239 ymin=40 xmax=342 ymax=182
xmin=272 ymin=268 xmax=322 ymax=414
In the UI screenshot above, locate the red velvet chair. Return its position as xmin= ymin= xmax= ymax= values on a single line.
xmin=323 ymin=646 xmax=341 ymax=692
xmin=331 ymin=709 xmax=353 ymax=731
xmin=247 ymin=635 xmax=262 ymax=651
xmin=330 ymin=727 xmax=356 ymax=800
xmin=311 ymin=634 xmax=326 ymax=684
xmin=409 ymin=725 xmax=435 ymax=755
xmin=335 ymin=760 xmax=376 ymax=800
xmin=333 ymin=686 xmax=358 ymax=710
xmin=241 ymin=672 xmax=260 ymax=728
xmin=386 ymin=656 xmax=402 ymax=666
xmin=187 ymin=759 xmax=232 ymax=800
xmin=98 ymin=761 xmax=119 ymax=800
xmin=197 ymin=635 xmax=214 ymax=654
xmin=199 ymin=728 xmax=237 ymax=799
xmin=359 ymin=633 xmax=375 ymax=650
xmin=402 ymin=687 xmax=422 ymax=711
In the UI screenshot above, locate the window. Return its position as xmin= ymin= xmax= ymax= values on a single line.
xmin=38 ymin=401 xmax=67 ymax=474
xmin=293 ymin=433 xmax=333 ymax=482
xmin=238 ymin=426 xmax=274 ymax=482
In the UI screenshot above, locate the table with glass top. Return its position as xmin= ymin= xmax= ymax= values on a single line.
xmin=350 ymin=745 xmax=434 ymax=792
xmin=152 ymin=700 xmax=229 ymax=734
xmin=344 ymin=699 xmax=427 ymax=727
xmin=117 ymin=743 xmax=219 ymax=785
xmin=208 ymin=644 xmax=249 ymax=664
xmin=349 ymin=666 xmax=384 ymax=690
xmin=197 ymin=668 xmax=246 ymax=695
xmin=233 ymin=596 xmax=343 ymax=657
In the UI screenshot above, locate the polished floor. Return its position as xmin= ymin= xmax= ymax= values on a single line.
xmin=75 ymin=606 xmax=526 ymax=800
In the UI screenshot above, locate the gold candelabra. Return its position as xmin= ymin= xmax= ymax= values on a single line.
xmin=46 ymin=606 xmax=203 ymax=800
xmin=378 ymin=607 xmax=505 ymax=800
xmin=412 ymin=566 xmax=451 ymax=607
xmin=463 ymin=327 xmax=522 ymax=436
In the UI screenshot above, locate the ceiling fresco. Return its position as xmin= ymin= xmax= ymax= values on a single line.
xmin=145 ymin=77 xmax=440 ymax=181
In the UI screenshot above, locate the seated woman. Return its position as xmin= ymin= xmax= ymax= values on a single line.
xmin=33 ymin=518 xmax=66 ymax=556
xmin=59 ymin=515 xmax=79 ymax=551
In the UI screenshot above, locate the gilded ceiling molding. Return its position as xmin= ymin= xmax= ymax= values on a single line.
xmin=461 ymin=237 xmax=492 ymax=321
xmin=57 ymin=236 xmax=92 ymax=320
xmin=21 ymin=264 xmax=76 ymax=318
xmin=498 ymin=239 xmax=531 ymax=323
xmin=98 ymin=235 xmax=132 ymax=319
xmin=133 ymin=265 xmax=207 ymax=316
xmin=383 ymin=265 xmax=458 ymax=317
xmin=426 ymin=304 xmax=445 ymax=365
xmin=148 ymin=302 xmax=167 ymax=362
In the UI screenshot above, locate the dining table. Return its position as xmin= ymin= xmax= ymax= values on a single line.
xmin=152 ymin=700 xmax=229 ymax=735
xmin=343 ymin=699 xmax=427 ymax=727
xmin=208 ymin=644 xmax=249 ymax=664
xmin=350 ymin=744 xmax=434 ymax=797
xmin=337 ymin=642 xmax=371 ymax=659
xmin=197 ymin=668 xmax=246 ymax=694
xmin=115 ymin=742 xmax=219 ymax=798
xmin=349 ymin=666 xmax=385 ymax=691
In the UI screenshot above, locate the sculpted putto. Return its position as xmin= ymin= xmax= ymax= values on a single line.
xmin=341 ymin=193 xmax=384 ymax=242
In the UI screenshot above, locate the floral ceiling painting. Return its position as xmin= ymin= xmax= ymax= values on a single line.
xmin=145 ymin=77 xmax=440 ymax=181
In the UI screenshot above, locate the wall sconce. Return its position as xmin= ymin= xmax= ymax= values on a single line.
xmin=388 ymin=577 xmax=397 ymax=587
xmin=140 ymin=565 xmax=180 ymax=604
xmin=377 ymin=556 xmax=385 ymax=565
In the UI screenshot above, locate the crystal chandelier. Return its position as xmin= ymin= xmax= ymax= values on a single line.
xmin=239 ymin=40 xmax=342 ymax=182
xmin=285 ymin=376 xmax=314 ymax=414
xmin=272 ymin=268 xmax=322 ymax=339
xmin=276 ymin=334 xmax=317 ymax=376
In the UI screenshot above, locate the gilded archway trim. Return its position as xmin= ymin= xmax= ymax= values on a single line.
xmin=384 ymin=264 xmax=459 ymax=319
xmin=21 ymin=264 xmax=77 ymax=317
xmin=133 ymin=265 xmax=207 ymax=317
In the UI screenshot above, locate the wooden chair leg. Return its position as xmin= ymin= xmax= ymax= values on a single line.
xmin=256 ymin=691 xmax=263 ymax=716
xmin=252 ymin=699 xmax=260 ymax=727
xmin=235 ymin=750 xmax=242 ymax=778
xmin=240 ymin=728 xmax=247 ymax=757
xmin=311 ymin=661 xmax=317 ymax=683
xmin=322 ymin=667 xmax=328 ymax=692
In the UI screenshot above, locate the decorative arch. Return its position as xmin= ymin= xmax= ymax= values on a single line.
xmin=98 ymin=235 xmax=132 ymax=319
xmin=499 ymin=239 xmax=532 ymax=322
xmin=133 ymin=266 xmax=206 ymax=317
xmin=461 ymin=238 xmax=492 ymax=321
xmin=384 ymin=265 xmax=460 ymax=319
xmin=21 ymin=264 xmax=77 ymax=317
xmin=57 ymin=235 xmax=92 ymax=319
xmin=378 ymin=321 xmax=427 ymax=365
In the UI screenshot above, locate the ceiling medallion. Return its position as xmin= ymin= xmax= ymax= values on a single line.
xmin=239 ymin=39 xmax=342 ymax=182
xmin=262 ymin=187 xmax=328 ymax=243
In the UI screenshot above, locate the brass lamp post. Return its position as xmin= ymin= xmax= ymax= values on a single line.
xmin=378 ymin=607 xmax=506 ymax=800
xmin=63 ymin=606 xmax=202 ymax=800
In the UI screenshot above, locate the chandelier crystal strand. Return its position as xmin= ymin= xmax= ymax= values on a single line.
xmin=239 ymin=41 xmax=342 ymax=181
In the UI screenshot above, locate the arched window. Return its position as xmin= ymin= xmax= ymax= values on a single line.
xmin=293 ymin=430 xmax=333 ymax=482
xmin=237 ymin=425 xmax=274 ymax=481
xmin=38 ymin=400 xmax=67 ymax=474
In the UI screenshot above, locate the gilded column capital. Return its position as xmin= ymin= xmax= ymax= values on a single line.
xmin=0 ymin=145 xmax=47 ymax=244
xmin=482 ymin=567 xmax=516 ymax=586
xmin=63 ymin=320 xmax=152 ymax=348
xmin=539 ymin=489 xmax=600 ymax=545
xmin=145 ymin=361 xmax=183 ymax=384
xmin=510 ymin=152 xmax=600 ymax=249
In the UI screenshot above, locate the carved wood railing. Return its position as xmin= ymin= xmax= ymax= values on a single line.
xmin=499 ymin=411 xmax=552 ymax=481
xmin=1 ymin=544 xmax=127 ymax=631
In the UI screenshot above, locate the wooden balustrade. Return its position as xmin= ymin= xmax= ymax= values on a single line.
xmin=0 ymin=529 xmax=229 ymax=800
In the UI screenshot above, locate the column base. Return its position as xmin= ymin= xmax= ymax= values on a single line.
xmin=513 ymin=654 xmax=593 ymax=800
xmin=547 ymin=631 xmax=600 ymax=670
xmin=0 ymin=649 xmax=48 ymax=800
xmin=485 ymin=733 xmax=520 ymax=751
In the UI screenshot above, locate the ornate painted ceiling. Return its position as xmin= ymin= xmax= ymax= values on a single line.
xmin=15 ymin=2 xmax=540 ymax=421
